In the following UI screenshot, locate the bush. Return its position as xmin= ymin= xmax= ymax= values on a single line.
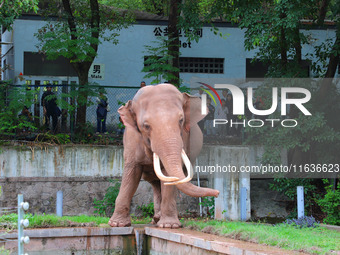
xmin=93 ymin=179 xmax=121 ymax=217
xmin=137 ymin=202 xmax=154 ymax=218
xmin=317 ymin=180 xmax=340 ymax=226
xmin=199 ymin=197 xmax=215 ymax=218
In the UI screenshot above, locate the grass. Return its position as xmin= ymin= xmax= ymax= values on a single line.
xmin=183 ymin=219 xmax=340 ymax=255
xmin=0 ymin=213 xmax=152 ymax=229
xmin=1 ymin=214 xmax=338 ymax=254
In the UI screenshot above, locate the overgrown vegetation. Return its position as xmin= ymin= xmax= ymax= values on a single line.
xmin=0 ymin=81 xmax=37 ymax=136
xmin=316 ymin=179 xmax=340 ymax=225
xmin=199 ymin=197 xmax=215 ymax=218
xmin=93 ymin=179 xmax=121 ymax=217
xmin=184 ymin=219 xmax=340 ymax=255
xmin=137 ymin=202 xmax=154 ymax=218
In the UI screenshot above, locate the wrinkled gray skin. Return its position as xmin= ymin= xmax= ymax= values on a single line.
xmin=109 ymin=84 xmax=219 ymax=228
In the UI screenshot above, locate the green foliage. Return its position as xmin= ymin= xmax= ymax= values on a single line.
xmin=178 ymin=85 xmax=190 ymax=93
xmin=184 ymin=219 xmax=340 ymax=254
xmin=137 ymin=202 xmax=154 ymax=218
xmin=93 ymin=179 xmax=121 ymax=217
xmin=0 ymin=246 xmax=10 ymax=255
xmin=0 ymin=0 xmax=38 ymax=29
xmin=269 ymin=178 xmax=321 ymax=218
xmin=35 ymin=1 xmax=133 ymax=63
xmin=0 ymin=81 xmax=37 ymax=136
xmin=317 ymin=179 xmax=340 ymax=225
xmin=245 ymin=79 xmax=340 ymax=166
xmin=142 ymin=37 xmax=181 ymax=85
xmin=199 ymin=197 xmax=215 ymax=218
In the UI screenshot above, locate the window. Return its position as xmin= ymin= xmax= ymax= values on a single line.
xmin=180 ymin=57 xmax=224 ymax=74
xmin=246 ymin=58 xmax=310 ymax=79
xmin=24 ymin=52 xmax=77 ymax=76
xmin=246 ymin=59 xmax=269 ymax=79
xmin=144 ymin=56 xmax=224 ymax=74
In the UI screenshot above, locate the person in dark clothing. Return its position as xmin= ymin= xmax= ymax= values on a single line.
xmin=18 ymin=106 xmax=34 ymax=132
xmin=41 ymin=85 xmax=59 ymax=133
xmin=96 ymin=89 xmax=109 ymax=134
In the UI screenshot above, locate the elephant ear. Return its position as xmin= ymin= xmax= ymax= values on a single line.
xmin=118 ymin=100 xmax=138 ymax=130
xmin=183 ymin=93 xmax=207 ymax=131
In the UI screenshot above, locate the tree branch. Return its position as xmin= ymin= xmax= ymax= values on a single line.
xmin=62 ymin=0 xmax=77 ymax=41
xmin=89 ymin=0 xmax=100 ymax=54
xmin=318 ymin=0 xmax=330 ymax=26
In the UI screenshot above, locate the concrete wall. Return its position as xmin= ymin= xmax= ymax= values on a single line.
xmin=0 ymin=145 xmax=288 ymax=219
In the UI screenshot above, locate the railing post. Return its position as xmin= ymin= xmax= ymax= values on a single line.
xmin=18 ymin=194 xmax=30 ymax=255
xmin=240 ymin=187 xmax=247 ymax=221
xmin=297 ymin=186 xmax=304 ymax=218
xmin=18 ymin=194 xmax=24 ymax=255
xmin=56 ymin=190 xmax=63 ymax=217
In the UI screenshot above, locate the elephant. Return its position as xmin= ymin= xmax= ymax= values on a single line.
xmin=108 ymin=84 xmax=219 ymax=228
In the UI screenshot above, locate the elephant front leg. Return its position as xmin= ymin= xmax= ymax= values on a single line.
xmin=109 ymin=164 xmax=142 ymax=227
xmin=150 ymin=180 xmax=161 ymax=224
xmin=157 ymin=183 xmax=181 ymax=228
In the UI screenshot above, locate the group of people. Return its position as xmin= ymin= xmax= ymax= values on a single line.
xmin=19 ymin=84 xmax=110 ymax=134
xmin=19 ymin=82 xmax=245 ymax=137
xmin=196 ymin=87 xmax=241 ymax=137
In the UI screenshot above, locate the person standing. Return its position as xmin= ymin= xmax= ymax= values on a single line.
xmin=41 ymin=84 xmax=59 ymax=133
xmin=140 ymin=81 xmax=146 ymax=88
xmin=96 ymin=89 xmax=109 ymax=134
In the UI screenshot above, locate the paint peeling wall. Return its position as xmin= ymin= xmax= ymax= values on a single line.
xmin=0 ymin=145 xmax=288 ymax=218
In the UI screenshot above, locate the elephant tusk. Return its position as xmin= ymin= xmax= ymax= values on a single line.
xmin=164 ymin=149 xmax=193 ymax=186
xmin=153 ymin=152 xmax=180 ymax=182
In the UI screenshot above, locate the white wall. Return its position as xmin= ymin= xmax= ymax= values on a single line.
xmin=3 ymin=17 xmax=337 ymax=86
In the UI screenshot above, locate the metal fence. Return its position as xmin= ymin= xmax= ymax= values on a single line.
xmin=1 ymin=83 xmax=243 ymax=143
xmin=2 ymin=84 xmax=139 ymax=135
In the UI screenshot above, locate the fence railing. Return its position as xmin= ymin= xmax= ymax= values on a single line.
xmin=1 ymin=83 xmax=139 ymax=136
xmin=0 ymin=194 xmax=30 ymax=255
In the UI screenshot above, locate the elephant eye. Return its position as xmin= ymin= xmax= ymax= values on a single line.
xmin=144 ymin=123 xmax=151 ymax=130
xmin=179 ymin=118 xmax=184 ymax=126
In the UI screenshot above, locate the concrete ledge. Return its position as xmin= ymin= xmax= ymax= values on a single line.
xmin=2 ymin=227 xmax=134 ymax=239
xmin=145 ymin=227 xmax=307 ymax=255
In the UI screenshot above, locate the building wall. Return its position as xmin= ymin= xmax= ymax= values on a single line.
xmin=2 ymin=17 xmax=337 ymax=86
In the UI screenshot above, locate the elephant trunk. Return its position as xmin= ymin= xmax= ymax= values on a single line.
xmin=153 ymin=140 xmax=219 ymax=198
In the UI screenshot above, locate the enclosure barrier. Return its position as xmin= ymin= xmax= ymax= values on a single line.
xmin=18 ymin=194 xmax=30 ymax=255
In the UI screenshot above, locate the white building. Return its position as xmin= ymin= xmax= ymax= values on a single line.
xmin=1 ymin=14 xmax=338 ymax=128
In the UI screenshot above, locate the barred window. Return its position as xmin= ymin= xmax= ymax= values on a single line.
xmin=180 ymin=57 xmax=224 ymax=74
xmin=24 ymin=52 xmax=77 ymax=76
xmin=144 ymin=56 xmax=224 ymax=74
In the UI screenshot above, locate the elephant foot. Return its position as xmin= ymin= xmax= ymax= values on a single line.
xmin=157 ymin=216 xmax=181 ymax=229
xmin=151 ymin=212 xmax=161 ymax=224
xmin=108 ymin=214 xmax=131 ymax=227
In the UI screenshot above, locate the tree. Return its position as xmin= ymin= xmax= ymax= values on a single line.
xmin=226 ymin=0 xmax=340 ymax=166
xmin=35 ymin=0 xmax=132 ymax=126
xmin=0 ymin=0 xmax=38 ymax=28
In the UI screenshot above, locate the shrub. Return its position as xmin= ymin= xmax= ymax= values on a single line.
xmin=137 ymin=202 xmax=154 ymax=218
xmin=199 ymin=197 xmax=215 ymax=218
xmin=317 ymin=180 xmax=340 ymax=226
xmin=93 ymin=179 xmax=121 ymax=217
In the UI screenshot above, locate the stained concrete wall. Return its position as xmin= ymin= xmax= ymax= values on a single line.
xmin=0 ymin=145 xmax=287 ymax=219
